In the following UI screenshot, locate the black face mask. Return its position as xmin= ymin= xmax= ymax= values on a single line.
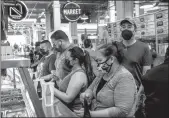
xmin=97 ymin=59 xmax=112 ymax=73
xmin=122 ymin=30 xmax=133 ymax=40
xmin=40 ymin=49 xmax=49 ymax=55
xmin=65 ymin=59 xmax=73 ymax=69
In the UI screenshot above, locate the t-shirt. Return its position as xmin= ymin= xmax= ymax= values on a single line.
xmin=41 ymin=54 xmax=56 ymax=77
xmin=122 ymin=40 xmax=152 ymax=80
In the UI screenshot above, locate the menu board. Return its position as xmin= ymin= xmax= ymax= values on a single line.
xmin=155 ymin=9 xmax=168 ymax=56
xmin=107 ymin=21 xmax=122 ymax=42
xmin=133 ymin=13 xmax=156 ymax=40
xmin=155 ymin=9 xmax=168 ymax=36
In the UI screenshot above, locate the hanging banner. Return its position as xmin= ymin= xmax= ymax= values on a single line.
xmin=8 ymin=1 xmax=28 ymax=21
xmin=62 ymin=2 xmax=82 ymax=22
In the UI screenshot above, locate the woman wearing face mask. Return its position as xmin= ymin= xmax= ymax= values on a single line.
xmin=53 ymin=46 xmax=95 ymax=111
xmin=74 ymin=42 xmax=137 ymax=117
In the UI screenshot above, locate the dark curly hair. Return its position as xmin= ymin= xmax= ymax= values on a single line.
xmin=98 ymin=42 xmax=124 ymax=64
xmin=69 ymin=46 xmax=95 ymax=86
xmin=84 ymin=39 xmax=92 ymax=48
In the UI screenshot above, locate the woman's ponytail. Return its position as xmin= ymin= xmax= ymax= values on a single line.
xmin=83 ymin=50 xmax=95 ymax=86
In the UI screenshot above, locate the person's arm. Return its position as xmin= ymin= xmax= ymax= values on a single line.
xmin=142 ymin=45 xmax=152 ymax=75
xmin=49 ymin=55 xmax=56 ymax=72
xmin=54 ymin=72 xmax=86 ymax=103
xmin=84 ymin=76 xmax=100 ymax=96
xmin=41 ymin=55 xmax=57 ymax=81
xmin=91 ymin=75 xmax=136 ymax=117
xmin=143 ymin=66 xmax=151 ymax=75
xmin=40 ymin=74 xmax=52 ymax=80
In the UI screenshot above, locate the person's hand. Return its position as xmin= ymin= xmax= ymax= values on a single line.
xmin=74 ymin=108 xmax=84 ymax=118
xmin=51 ymin=74 xmax=60 ymax=81
xmin=80 ymin=92 xmax=92 ymax=105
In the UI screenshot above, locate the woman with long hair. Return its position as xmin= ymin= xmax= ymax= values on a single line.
xmin=74 ymin=42 xmax=137 ymax=117
xmin=53 ymin=46 xmax=95 ymax=111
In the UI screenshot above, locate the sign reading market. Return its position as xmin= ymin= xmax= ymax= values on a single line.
xmin=62 ymin=2 xmax=82 ymax=22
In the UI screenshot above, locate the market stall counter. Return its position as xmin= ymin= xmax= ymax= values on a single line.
xmin=42 ymin=98 xmax=78 ymax=117
xmin=1 ymin=57 xmax=45 ymax=117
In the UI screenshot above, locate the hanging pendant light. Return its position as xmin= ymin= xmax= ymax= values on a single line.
xmin=140 ymin=2 xmax=154 ymax=9
xmin=105 ymin=11 xmax=110 ymax=19
xmin=81 ymin=14 xmax=88 ymax=20
xmin=105 ymin=14 xmax=110 ymax=19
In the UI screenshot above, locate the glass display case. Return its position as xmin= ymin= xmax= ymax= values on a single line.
xmin=1 ymin=57 xmax=45 ymax=117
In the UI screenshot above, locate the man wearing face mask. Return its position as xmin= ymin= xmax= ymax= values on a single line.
xmin=120 ymin=18 xmax=152 ymax=118
xmin=38 ymin=40 xmax=56 ymax=82
xmin=120 ymin=18 xmax=152 ymax=83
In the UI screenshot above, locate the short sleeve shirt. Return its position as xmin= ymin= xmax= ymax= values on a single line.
xmin=41 ymin=54 xmax=56 ymax=77
xmin=122 ymin=40 xmax=152 ymax=77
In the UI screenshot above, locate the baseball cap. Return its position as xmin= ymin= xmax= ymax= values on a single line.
xmin=120 ymin=18 xmax=137 ymax=29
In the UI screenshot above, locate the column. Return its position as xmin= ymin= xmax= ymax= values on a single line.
xmin=69 ymin=22 xmax=77 ymax=44
xmin=109 ymin=0 xmax=116 ymax=22
xmin=36 ymin=18 xmax=42 ymax=41
xmin=53 ymin=1 xmax=61 ymax=31
xmin=45 ymin=10 xmax=51 ymax=40
xmin=116 ymin=1 xmax=134 ymax=20
xmin=135 ymin=1 xmax=144 ymax=17
xmin=32 ymin=25 xmax=38 ymax=44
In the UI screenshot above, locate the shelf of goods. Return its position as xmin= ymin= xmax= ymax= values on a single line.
xmin=1 ymin=57 xmax=45 ymax=117
xmin=107 ymin=8 xmax=168 ymax=56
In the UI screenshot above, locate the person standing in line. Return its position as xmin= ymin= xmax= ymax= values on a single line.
xmin=74 ymin=43 xmax=137 ymax=118
xmin=34 ymin=42 xmax=43 ymax=61
xmin=38 ymin=40 xmax=56 ymax=82
xmin=30 ymin=42 xmax=43 ymax=72
xmin=119 ymin=18 xmax=152 ymax=84
xmin=51 ymin=46 xmax=94 ymax=111
xmin=50 ymin=30 xmax=76 ymax=83
xmin=119 ymin=18 xmax=152 ymax=118
xmin=142 ymin=46 xmax=169 ymax=118
xmin=83 ymin=39 xmax=97 ymax=77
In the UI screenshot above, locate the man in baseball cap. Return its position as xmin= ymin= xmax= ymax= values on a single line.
xmin=120 ymin=17 xmax=152 ymax=83
xmin=120 ymin=17 xmax=152 ymax=118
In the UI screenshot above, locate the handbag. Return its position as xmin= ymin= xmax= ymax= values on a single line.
xmin=134 ymin=63 xmax=146 ymax=118
xmin=83 ymin=98 xmax=91 ymax=118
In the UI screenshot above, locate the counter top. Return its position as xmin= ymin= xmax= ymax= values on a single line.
xmin=42 ymin=98 xmax=78 ymax=117
xmin=1 ymin=57 xmax=30 ymax=69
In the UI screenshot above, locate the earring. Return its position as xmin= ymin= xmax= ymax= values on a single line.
xmin=110 ymin=56 xmax=115 ymax=63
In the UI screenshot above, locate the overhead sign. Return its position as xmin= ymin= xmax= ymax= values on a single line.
xmin=8 ymin=1 xmax=28 ymax=21
xmin=62 ymin=2 xmax=82 ymax=22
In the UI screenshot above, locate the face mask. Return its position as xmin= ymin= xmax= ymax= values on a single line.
xmin=97 ymin=58 xmax=113 ymax=73
xmin=40 ymin=49 xmax=49 ymax=55
xmin=121 ymin=30 xmax=133 ymax=40
xmin=65 ymin=59 xmax=73 ymax=69
xmin=91 ymin=44 xmax=93 ymax=48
